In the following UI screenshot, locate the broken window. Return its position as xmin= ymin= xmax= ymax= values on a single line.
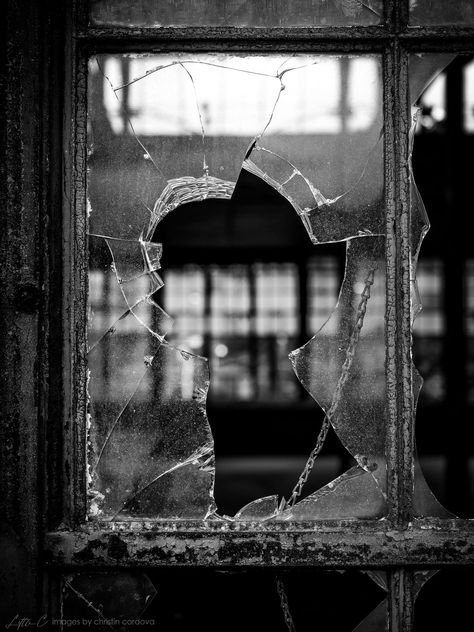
xmin=86 ymin=51 xmax=458 ymax=524
xmin=5 ymin=2 xmax=474 ymax=630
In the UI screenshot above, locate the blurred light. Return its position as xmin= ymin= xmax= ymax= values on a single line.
xmin=214 ymin=343 xmax=229 ymax=358
xmin=464 ymin=60 xmax=474 ymax=132
xmin=187 ymin=334 xmax=204 ymax=349
xmin=417 ymin=72 xmax=446 ymax=132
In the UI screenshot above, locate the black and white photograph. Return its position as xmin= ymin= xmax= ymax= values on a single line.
xmin=1 ymin=1 xmax=474 ymax=629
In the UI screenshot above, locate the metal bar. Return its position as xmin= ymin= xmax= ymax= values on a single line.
xmin=79 ymin=39 xmax=389 ymax=56
xmin=389 ymin=569 xmax=415 ymax=632
xmin=77 ymin=25 xmax=474 ymax=42
xmin=78 ymin=25 xmax=392 ymax=42
xmin=44 ymin=524 xmax=474 ymax=568
xmin=400 ymin=35 xmax=474 ymax=53
xmin=387 ymin=1 xmax=415 ymax=626
xmin=402 ymin=26 xmax=474 ymax=39
xmin=384 ymin=41 xmax=413 ymax=530
xmin=62 ymin=4 xmax=89 ymax=527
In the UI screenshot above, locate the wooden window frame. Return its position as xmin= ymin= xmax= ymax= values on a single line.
xmin=3 ymin=0 xmax=474 ymax=628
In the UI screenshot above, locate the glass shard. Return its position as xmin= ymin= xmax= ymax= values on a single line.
xmin=414 ymin=568 xmax=474 ymax=630
xmin=88 ymin=315 xmax=164 ymax=517
xmin=89 ymin=341 xmax=215 ymax=519
xmin=88 ymin=234 xmax=172 ymax=349
xmin=90 ymin=0 xmax=383 ymax=28
xmin=352 ymin=600 xmax=386 ymax=632
xmin=233 ymin=495 xmax=280 ymax=521
xmin=277 ymin=466 xmax=386 ymax=520
xmin=289 ymin=235 xmax=387 ymax=502
xmin=409 ymin=54 xmax=457 ymax=518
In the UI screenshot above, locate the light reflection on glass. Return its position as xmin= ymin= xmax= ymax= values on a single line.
xmin=464 ymin=60 xmax=474 ymax=133
xmin=100 ymin=56 xmax=379 ymax=137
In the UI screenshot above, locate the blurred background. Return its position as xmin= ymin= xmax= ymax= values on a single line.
xmin=87 ymin=54 xmax=474 ymax=518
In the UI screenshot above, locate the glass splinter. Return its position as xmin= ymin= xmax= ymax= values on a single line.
xmin=90 ymin=340 xmax=215 ymax=519
xmin=232 ymin=495 xmax=280 ymax=521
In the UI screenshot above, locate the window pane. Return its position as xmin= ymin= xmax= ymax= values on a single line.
xmin=90 ymin=0 xmax=383 ymax=28
xmin=410 ymin=0 xmax=474 ymax=25
xmin=87 ymin=52 xmax=395 ymax=521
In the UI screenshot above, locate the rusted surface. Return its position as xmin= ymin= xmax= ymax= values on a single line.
xmin=384 ymin=41 xmax=414 ymax=529
xmin=389 ymin=569 xmax=414 ymax=632
xmin=77 ymin=25 xmax=474 ymax=43
xmin=44 ymin=523 xmax=474 ymax=568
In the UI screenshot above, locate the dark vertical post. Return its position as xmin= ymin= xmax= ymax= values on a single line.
xmin=63 ymin=33 xmax=89 ymax=528
xmin=0 ymin=0 xmax=69 ymax=622
xmin=389 ymin=569 xmax=415 ymax=632
xmin=385 ymin=0 xmax=415 ymax=629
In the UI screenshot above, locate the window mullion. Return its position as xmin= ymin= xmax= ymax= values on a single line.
xmin=384 ymin=40 xmax=413 ymax=530
xmin=384 ymin=35 xmax=415 ymax=632
xmin=389 ymin=569 xmax=415 ymax=632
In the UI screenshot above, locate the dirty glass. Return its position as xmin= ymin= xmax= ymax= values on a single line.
xmin=86 ymin=52 xmax=453 ymax=521
xmin=89 ymin=0 xmax=383 ymax=28
xmin=410 ymin=0 xmax=474 ymax=25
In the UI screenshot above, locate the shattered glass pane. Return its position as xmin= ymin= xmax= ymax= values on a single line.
xmin=90 ymin=0 xmax=383 ymax=28
xmin=232 ymin=495 xmax=280 ymax=521
xmin=87 ymin=51 xmax=454 ymax=521
xmin=89 ymin=338 xmax=215 ymax=518
xmin=88 ymin=53 xmax=389 ymax=520
xmin=276 ymin=235 xmax=388 ymax=519
xmin=410 ymin=0 xmax=474 ymax=25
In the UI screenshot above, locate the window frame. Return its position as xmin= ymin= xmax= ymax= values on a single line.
xmin=41 ymin=1 xmax=474 ymax=629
